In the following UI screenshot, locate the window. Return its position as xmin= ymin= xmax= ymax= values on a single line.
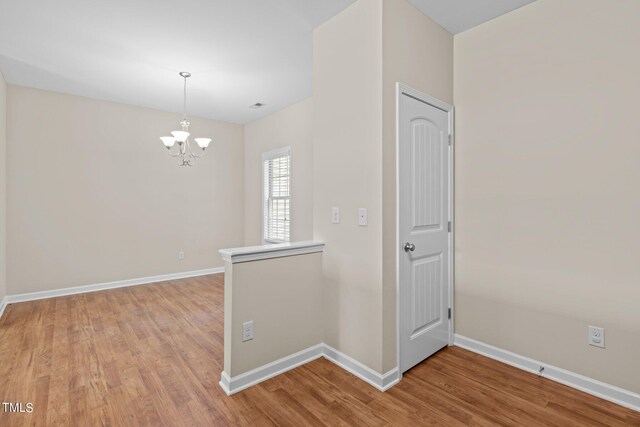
xmin=263 ymin=147 xmax=291 ymax=243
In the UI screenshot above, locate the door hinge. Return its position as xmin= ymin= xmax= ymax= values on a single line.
xmin=448 ymin=134 xmax=452 ymax=145
xmin=448 ymin=308 xmax=452 ymax=320
xmin=448 ymin=221 xmax=451 ymax=232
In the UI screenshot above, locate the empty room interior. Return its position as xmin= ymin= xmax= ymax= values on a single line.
xmin=1 ymin=0 xmax=639 ymax=425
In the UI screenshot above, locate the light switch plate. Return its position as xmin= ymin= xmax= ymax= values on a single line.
xmin=358 ymin=208 xmax=367 ymax=226
xmin=332 ymin=207 xmax=340 ymax=224
xmin=243 ymin=321 xmax=254 ymax=342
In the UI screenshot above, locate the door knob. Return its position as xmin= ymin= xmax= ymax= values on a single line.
xmin=404 ymin=242 xmax=415 ymax=252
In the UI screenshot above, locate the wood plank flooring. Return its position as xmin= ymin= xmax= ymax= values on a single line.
xmin=0 ymin=274 xmax=638 ymax=426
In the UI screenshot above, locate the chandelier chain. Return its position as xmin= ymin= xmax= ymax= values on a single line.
xmin=183 ymin=75 xmax=187 ymax=119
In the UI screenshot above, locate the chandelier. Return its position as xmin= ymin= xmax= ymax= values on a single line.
xmin=159 ymin=72 xmax=212 ymax=166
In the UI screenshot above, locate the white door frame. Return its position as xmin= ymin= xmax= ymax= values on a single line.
xmin=395 ymin=82 xmax=454 ymax=378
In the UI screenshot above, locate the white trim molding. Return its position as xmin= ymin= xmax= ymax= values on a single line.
xmin=0 ymin=297 xmax=7 ymax=320
xmin=1 ymin=267 xmax=224 ymax=307
xmin=455 ymin=334 xmax=640 ymax=412
xmin=220 ymin=343 xmax=400 ymax=396
xmin=323 ymin=344 xmax=400 ymax=392
xmin=219 ymin=344 xmax=324 ymax=396
xmin=219 ymin=241 xmax=324 ymax=264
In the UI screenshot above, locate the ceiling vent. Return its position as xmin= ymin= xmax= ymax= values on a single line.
xmin=249 ymin=102 xmax=265 ymax=109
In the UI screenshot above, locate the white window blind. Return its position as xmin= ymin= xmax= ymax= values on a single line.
xmin=263 ymin=148 xmax=291 ymax=243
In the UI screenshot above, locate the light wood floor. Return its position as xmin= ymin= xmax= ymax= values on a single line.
xmin=0 ymin=274 xmax=638 ymax=426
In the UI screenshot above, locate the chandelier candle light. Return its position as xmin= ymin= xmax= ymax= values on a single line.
xmin=159 ymin=72 xmax=212 ymax=166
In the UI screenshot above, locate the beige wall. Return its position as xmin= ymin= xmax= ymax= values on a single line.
xmin=224 ymin=253 xmax=323 ymax=376
xmin=381 ymin=0 xmax=453 ymax=373
xmin=454 ymin=0 xmax=640 ymax=393
xmin=0 ymin=72 xmax=6 ymax=303
xmin=313 ymin=0 xmax=453 ymax=374
xmin=313 ymin=0 xmax=385 ymax=373
xmin=6 ymin=86 xmax=245 ymax=295
xmin=244 ymin=98 xmax=314 ymax=245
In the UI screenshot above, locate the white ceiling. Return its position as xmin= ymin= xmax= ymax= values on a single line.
xmin=407 ymin=0 xmax=536 ymax=34
xmin=0 ymin=0 xmax=534 ymax=124
xmin=0 ymin=0 xmax=354 ymax=124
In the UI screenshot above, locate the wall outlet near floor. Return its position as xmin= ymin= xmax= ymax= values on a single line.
xmin=588 ymin=325 xmax=605 ymax=348
xmin=177 ymin=251 xmax=185 ymax=260
xmin=242 ymin=321 xmax=254 ymax=342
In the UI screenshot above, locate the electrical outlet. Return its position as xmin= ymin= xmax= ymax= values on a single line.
xmin=588 ymin=325 xmax=605 ymax=348
xmin=177 ymin=251 xmax=185 ymax=260
xmin=242 ymin=321 xmax=254 ymax=342
xmin=332 ymin=207 xmax=340 ymax=224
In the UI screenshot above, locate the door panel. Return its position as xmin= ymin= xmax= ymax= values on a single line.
xmin=400 ymin=91 xmax=451 ymax=374
xmin=410 ymin=254 xmax=442 ymax=339
xmin=411 ymin=119 xmax=442 ymax=231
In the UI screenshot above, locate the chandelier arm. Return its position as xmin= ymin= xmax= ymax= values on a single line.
xmin=186 ymin=140 xmax=203 ymax=159
xmin=179 ymin=157 xmax=192 ymax=167
xmin=162 ymin=143 xmax=180 ymax=157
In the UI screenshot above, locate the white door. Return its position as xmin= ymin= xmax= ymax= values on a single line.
xmin=399 ymin=88 xmax=452 ymax=374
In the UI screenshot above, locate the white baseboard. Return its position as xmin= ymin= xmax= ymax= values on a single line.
xmin=1 ymin=267 xmax=225 ymax=308
xmin=219 ymin=344 xmax=324 ymax=395
xmin=322 ymin=344 xmax=400 ymax=392
xmin=454 ymin=334 xmax=640 ymax=412
xmin=220 ymin=343 xmax=400 ymax=396
xmin=0 ymin=297 xmax=7 ymax=320
xmin=218 ymin=371 xmax=232 ymax=395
